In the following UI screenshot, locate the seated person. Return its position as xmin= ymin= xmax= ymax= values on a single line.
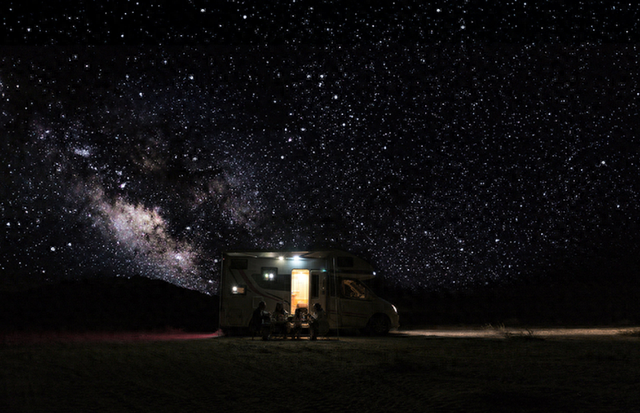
xmin=271 ymin=302 xmax=289 ymax=338
xmin=309 ymin=303 xmax=328 ymax=340
xmin=288 ymin=307 xmax=307 ymax=340
xmin=250 ymin=301 xmax=271 ymax=340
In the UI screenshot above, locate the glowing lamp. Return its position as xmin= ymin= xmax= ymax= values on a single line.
xmin=231 ymin=285 xmax=246 ymax=294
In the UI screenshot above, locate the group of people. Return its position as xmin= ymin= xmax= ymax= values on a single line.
xmin=251 ymin=301 xmax=327 ymax=341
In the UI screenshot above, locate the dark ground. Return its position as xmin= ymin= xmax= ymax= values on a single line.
xmin=3 ymin=333 xmax=640 ymax=413
xmin=2 ymin=276 xmax=640 ymax=412
xmin=2 ymin=271 xmax=640 ymax=336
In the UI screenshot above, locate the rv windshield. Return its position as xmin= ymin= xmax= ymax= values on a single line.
xmin=340 ymin=279 xmax=374 ymax=300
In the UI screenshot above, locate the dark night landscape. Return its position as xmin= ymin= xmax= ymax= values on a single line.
xmin=3 ymin=1 xmax=640 ymax=412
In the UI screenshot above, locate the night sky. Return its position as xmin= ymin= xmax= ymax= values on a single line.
xmin=1 ymin=2 xmax=639 ymax=294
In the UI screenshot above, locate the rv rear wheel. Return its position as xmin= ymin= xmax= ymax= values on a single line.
xmin=368 ymin=314 xmax=391 ymax=335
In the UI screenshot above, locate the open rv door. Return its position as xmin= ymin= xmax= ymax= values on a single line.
xmin=309 ymin=270 xmax=336 ymax=326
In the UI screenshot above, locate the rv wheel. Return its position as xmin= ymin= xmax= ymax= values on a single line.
xmin=368 ymin=314 xmax=391 ymax=335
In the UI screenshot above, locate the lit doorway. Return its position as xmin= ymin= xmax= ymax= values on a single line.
xmin=291 ymin=269 xmax=309 ymax=311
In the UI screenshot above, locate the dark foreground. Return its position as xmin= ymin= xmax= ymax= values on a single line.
xmin=2 ymin=332 xmax=640 ymax=413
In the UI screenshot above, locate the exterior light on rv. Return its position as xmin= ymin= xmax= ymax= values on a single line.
xmin=278 ymin=256 xmax=284 ymax=261
xmin=231 ymin=285 xmax=246 ymax=294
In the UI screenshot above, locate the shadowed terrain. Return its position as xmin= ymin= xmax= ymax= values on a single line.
xmin=3 ymin=335 xmax=640 ymax=413
xmin=3 ymin=276 xmax=640 ymax=412
xmin=0 ymin=276 xmax=218 ymax=333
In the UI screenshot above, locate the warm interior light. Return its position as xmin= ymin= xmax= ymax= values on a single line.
xmin=291 ymin=269 xmax=309 ymax=310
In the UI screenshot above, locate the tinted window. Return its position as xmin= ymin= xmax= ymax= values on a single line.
xmin=252 ymin=273 xmax=291 ymax=291
xmin=311 ymin=273 xmax=319 ymax=298
xmin=261 ymin=267 xmax=278 ymax=281
xmin=340 ymin=279 xmax=371 ymax=300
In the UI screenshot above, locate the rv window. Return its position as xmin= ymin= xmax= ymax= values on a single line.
xmin=328 ymin=277 xmax=338 ymax=297
xmin=336 ymin=256 xmax=354 ymax=268
xmin=230 ymin=259 xmax=248 ymax=270
xmin=261 ymin=267 xmax=278 ymax=281
xmin=252 ymin=273 xmax=291 ymax=291
xmin=311 ymin=273 xmax=319 ymax=298
xmin=340 ymin=279 xmax=370 ymax=300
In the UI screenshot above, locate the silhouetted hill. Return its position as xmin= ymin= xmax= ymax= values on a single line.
xmin=363 ymin=249 xmax=640 ymax=327
xmin=0 ymin=276 xmax=219 ymax=333
xmin=384 ymin=270 xmax=640 ymax=327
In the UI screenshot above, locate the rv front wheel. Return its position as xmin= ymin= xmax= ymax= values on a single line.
xmin=368 ymin=314 xmax=391 ymax=335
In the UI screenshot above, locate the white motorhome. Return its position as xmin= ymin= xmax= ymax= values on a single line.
xmin=219 ymin=249 xmax=399 ymax=335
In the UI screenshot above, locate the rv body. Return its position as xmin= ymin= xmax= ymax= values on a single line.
xmin=219 ymin=250 xmax=399 ymax=334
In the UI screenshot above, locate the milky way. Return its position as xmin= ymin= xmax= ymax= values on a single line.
xmin=1 ymin=4 xmax=639 ymax=293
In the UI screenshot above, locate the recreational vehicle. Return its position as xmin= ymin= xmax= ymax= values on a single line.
xmin=219 ymin=250 xmax=399 ymax=335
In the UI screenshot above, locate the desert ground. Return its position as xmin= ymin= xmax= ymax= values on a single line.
xmin=3 ymin=329 xmax=640 ymax=413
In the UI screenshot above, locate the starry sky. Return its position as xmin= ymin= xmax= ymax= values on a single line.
xmin=1 ymin=2 xmax=639 ymax=294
